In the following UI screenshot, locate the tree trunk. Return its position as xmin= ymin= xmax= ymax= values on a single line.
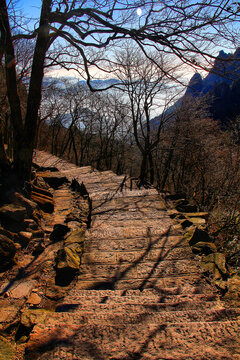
xmin=139 ymin=153 xmax=147 ymax=184
xmin=22 ymin=0 xmax=52 ymax=180
xmin=0 ymin=0 xmax=24 ymax=177
xmin=148 ymin=151 xmax=154 ymax=185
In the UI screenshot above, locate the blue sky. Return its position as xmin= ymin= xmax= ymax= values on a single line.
xmin=17 ymin=0 xmax=42 ymax=20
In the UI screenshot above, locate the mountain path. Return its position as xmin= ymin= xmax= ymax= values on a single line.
xmin=27 ymin=150 xmax=240 ymax=360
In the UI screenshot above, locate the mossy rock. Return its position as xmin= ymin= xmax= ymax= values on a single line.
xmin=21 ymin=309 xmax=50 ymax=328
xmin=0 ymin=336 xmax=15 ymax=360
xmin=201 ymin=252 xmax=228 ymax=279
xmin=192 ymin=241 xmax=217 ymax=255
xmin=56 ymin=247 xmax=81 ymax=270
xmin=225 ymin=274 xmax=240 ymax=300
xmin=64 ymin=229 xmax=85 ymax=246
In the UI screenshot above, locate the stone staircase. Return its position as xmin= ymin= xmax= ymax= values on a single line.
xmin=26 ymin=150 xmax=240 ymax=360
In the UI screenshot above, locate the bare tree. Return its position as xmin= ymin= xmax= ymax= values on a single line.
xmin=114 ymin=47 xmax=179 ymax=184
xmin=0 ymin=0 xmax=239 ymax=182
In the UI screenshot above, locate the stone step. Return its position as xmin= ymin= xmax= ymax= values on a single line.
xmin=92 ymin=195 xmax=166 ymax=210
xmin=58 ymin=298 xmax=222 ymax=311
xmin=78 ymin=258 xmax=201 ymax=280
xmin=83 ymin=235 xmax=186 ymax=252
xmin=73 ymin=273 xmax=215 ymax=293
xmin=90 ymin=188 xmax=159 ymax=201
xmin=91 ymin=217 xmax=173 ymax=229
xmin=52 ymin=307 xmax=240 ymax=325
xmin=86 ymin=223 xmax=181 ymax=240
xmin=91 ymin=211 xmax=169 ymax=221
xmin=81 ymin=246 xmax=194 ymax=265
xmin=63 ymin=289 xmax=218 ymax=305
xmin=25 ymin=320 xmax=240 ymax=360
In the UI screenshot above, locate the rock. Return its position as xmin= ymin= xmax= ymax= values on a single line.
xmin=21 ymin=309 xmax=50 ymax=328
xmin=55 ymin=230 xmax=85 ymax=286
xmin=0 ymin=234 xmax=16 ymax=271
xmin=201 ymin=252 xmax=228 ymax=279
xmin=32 ymin=176 xmax=51 ymax=190
xmin=50 ymin=224 xmax=70 ymax=242
xmin=188 ymin=217 xmax=206 ymax=225
xmin=18 ymin=231 xmax=33 ymax=246
xmin=31 ymin=193 xmax=54 ymax=213
xmin=225 ymin=274 xmax=240 ymax=300
xmin=192 ymin=241 xmax=217 ymax=255
xmin=0 ymin=203 xmax=27 ymax=223
xmin=215 ymin=278 xmax=228 ymax=292
xmin=36 ymin=172 xmax=68 ymax=189
xmin=179 ymin=218 xmax=193 ymax=229
xmin=27 ymin=293 xmax=42 ymax=306
xmin=23 ymin=219 xmax=38 ymax=230
xmin=45 ymin=279 xmax=71 ymax=299
xmin=0 ymin=335 xmax=15 ymax=360
xmin=9 ymin=192 xmax=38 ymax=218
xmin=10 ymin=280 xmax=37 ymax=299
xmin=31 ymin=230 xmax=45 ymax=239
xmin=0 ymin=227 xmax=13 ymax=239
xmin=188 ymin=227 xmax=211 ymax=246
xmin=55 ymin=247 xmax=81 ymax=271
xmin=64 ymin=229 xmax=85 ymax=246
xmin=176 ymin=203 xmax=198 ymax=212
xmin=166 ymin=192 xmax=186 ymax=200
xmin=32 ymin=241 xmax=45 ymax=256
xmin=0 ymin=306 xmax=19 ymax=324
xmin=183 ymin=212 xmax=209 ymax=220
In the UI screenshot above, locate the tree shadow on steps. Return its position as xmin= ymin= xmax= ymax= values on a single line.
xmin=91 ymin=225 xmax=186 ymax=296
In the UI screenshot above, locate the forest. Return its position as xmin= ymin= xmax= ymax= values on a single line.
xmin=1 ymin=0 xmax=240 ymax=273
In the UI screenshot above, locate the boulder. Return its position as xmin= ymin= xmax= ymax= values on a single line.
xmin=0 ymin=234 xmax=16 ymax=271
xmin=9 ymin=280 xmax=37 ymax=299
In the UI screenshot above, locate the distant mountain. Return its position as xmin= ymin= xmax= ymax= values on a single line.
xmin=182 ymin=48 xmax=240 ymax=125
xmin=43 ymin=77 xmax=120 ymax=90
xmin=152 ymin=48 xmax=240 ymax=127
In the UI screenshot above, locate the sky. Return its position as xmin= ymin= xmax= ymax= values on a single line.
xmin=14 ymin=0 xmax=226 ymax=83
xmin=17 ymin=0 xmax=41 ymax=19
